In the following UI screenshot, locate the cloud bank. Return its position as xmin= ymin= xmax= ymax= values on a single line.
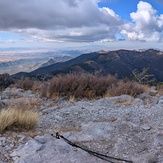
xmin=122 ymin=1 xmax=163 ymax=42
xmin=0 ymin=0 xmax=163 ymax=43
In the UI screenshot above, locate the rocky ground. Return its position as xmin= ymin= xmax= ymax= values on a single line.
xmin=0 ymin=88 xmax=163 ymax=163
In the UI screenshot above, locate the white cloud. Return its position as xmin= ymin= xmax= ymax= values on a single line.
xmin=121 ymin=1 xmax=163 ymax=42
xmin=1 ymin=0 xmax=162 ymax=45
xmin=0 ymin=0 xmax=122 ymax=43
xmin=0 ymin=0 xmax=122 ymax=29
xmin=17 ymin=24 xmax=119 ymax=43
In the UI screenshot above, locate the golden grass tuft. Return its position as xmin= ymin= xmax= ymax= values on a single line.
xmin=115 ymin=100 xmax=132 ymax=106
xmin=0 ymin=108 xmax=39 ymax=133
xmin=68 ymin=95 xmax=75 ymax=104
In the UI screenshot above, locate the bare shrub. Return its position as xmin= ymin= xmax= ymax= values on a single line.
xmin=42 ymin=74 xmax=118 ymax=99
xmin=32 ymin=80 xmax=41 ymax=93
xmin=15 ymin=73 xmax=148 ymax=99
xmin=106 ymin=81 xmax=149 ymax=97
xmin=16 ymin=77 xmax=34 ymax=90
xmin=0 ymin=108 xmax=39 ymax=133
xmin=40 ymin=83 xmax=48 ymax=97
xmin=0 ymin=73 xmax=14 ymax=90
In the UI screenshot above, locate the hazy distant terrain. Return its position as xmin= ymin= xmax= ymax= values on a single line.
xmin=0 ymin=49 xmax=82 ymax=74
xmin=13 ymin=49 xmax=163 ymax=82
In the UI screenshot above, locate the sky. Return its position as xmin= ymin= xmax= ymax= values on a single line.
xmin=0 ymin=0 xmax=163 ymax=50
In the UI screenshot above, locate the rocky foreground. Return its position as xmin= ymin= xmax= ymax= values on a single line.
xmin=0 ymin=88 xmax=163 ymax=163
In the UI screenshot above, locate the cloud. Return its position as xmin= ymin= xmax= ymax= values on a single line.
xmin=121 ymin=1 xmax=163 ymax=42
xmin=1 ymin=0 xmax=162 ymax=44
xmin=0 ymin=0 xmax=122 ymax=29
xmin=0 ymin=0 xmax=124 ymax=43
xmin=17 ymin=24 xmax=119 ymax=43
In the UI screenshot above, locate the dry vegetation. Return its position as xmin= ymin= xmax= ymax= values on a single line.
xmin=15 ymin=74 xmax=149 ymax=99
xmin=0 ymin=74 xmax=149 ymax=132
xmin=0 ymin=73 xmax=14 ymax=90
xmin=16 ymin=77 xmax=34 ymax=91
xmin=106 ymin=81 xmax=149 ymax=97
xmin=40 ymin=74 xmax=118 ymax=99
xmin=156 ymin=83 xmax=163 ymax=95
xmin=0 ymin=96 xmax=40 ymax=133
xmin=0 ymin=108 xmax=39 ymax=133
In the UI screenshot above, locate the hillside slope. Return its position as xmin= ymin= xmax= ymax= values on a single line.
xmin=13 ymin=49 xmax=163 ymax=81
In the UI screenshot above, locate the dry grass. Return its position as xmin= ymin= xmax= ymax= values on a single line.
xmin=0 ymin=108 xmax=39 ymax=133
xmin=29 ymin=98 xmax=43 ymax=107
xmin=0 ymin=91 xmax=41 ymax=133
xmin=156 ymin=84 xmax=163 ymax=96
xmin=115 ymin=100 xmax=132 ymax=106
xmin=9 ymin=97 xmax=42 ymax=110
xmin=68 ymin=95 xmax=75 ymax=104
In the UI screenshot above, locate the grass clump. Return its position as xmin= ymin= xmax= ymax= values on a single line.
xmin=0 ymin=108 xmax=39 ymax=133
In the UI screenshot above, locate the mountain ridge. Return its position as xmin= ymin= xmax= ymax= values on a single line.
xmin=12 ymin=49 xmax=163 ymax=81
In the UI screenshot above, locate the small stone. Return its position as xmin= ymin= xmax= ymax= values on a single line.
xmin=0 ymin=137 xmax=7 ymax=146
xmin=158 ymin=100 xmax=163 ymax=105
xmin=109 ymin=117 xmax=117 ymax=122
xmin=142 ymin=124 xmax=151 ymax=130
xmin=19 ymin=136 xmax=31 ymax=143
xmin=34 ymin=134 xmax=52 ymax=144
xmin=148 ymin=156 xmax=158 ymax=163
xmin=149 ymin=90 xmax=158 ymax=96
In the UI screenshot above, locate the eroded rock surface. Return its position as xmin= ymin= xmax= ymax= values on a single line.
xmin=0 ymin=88 xmax=163 ymax=163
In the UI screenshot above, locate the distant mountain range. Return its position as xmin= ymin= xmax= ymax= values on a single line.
xmin=13 ymin=49 xmax=163 ymax=82
xmin=0 ymin=50 xmax=82 ymax=74
xmin=39 ymin=56 xmax=72 ymax=68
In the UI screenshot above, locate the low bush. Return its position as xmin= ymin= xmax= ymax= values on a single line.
xmin=0 ymin=73 xmax=14 ymax=90
xmin=40 ymin=74 xmax=118 ymax=99
xmin=15 ymin=73 xmax=149 ymax=99
xmin=16 ymin=77 xmax=34 ymax=91
xmin=106 ymin=81 xmax=149 ymax=97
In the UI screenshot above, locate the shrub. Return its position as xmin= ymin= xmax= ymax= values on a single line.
xmin=0 ymin=73 xmax=14 ymax=90
xmin=132 ymin=68 xmax=156 ymax=84
xmin=41 ymin=74 xmax=118 ymax=99
xmin=0 ymin=108 xmax=39 ymax=133
xmin=106 ymin=81 xmax=149 ymax=97
xmin=16 ymin=77 xmax=34 ymax=90
xmin=15 ymin=73 xmax=149 ymax=99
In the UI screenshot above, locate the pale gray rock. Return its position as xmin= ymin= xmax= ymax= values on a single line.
xmin=18 ymin=135 xmax=32 ymax=143
xmin=137 ymin=93 xmax=151 ymax=99
xmin=11 ymin=139 xmax=43 ymax=162
xmin=11 ymin=135 xmax=108 ymax=163
xmin=149 ymin=90 xmax=158 ymax=96
xmin=142 ymin=124 xmax=151 ymax=131
xmin=0 ymin=88 xmax=162 ymax=163
xmin=0 ymin=137 xmax=7 ymax=146
xmin=42 ymin=106 xmax=59 ymax=114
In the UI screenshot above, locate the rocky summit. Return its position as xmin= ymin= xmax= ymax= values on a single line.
xmin=0 ymin=88 xmax=163 ymax=163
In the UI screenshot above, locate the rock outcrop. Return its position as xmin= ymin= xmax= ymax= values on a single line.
xmin=0 ymin=88 xmax=163 ymax=162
